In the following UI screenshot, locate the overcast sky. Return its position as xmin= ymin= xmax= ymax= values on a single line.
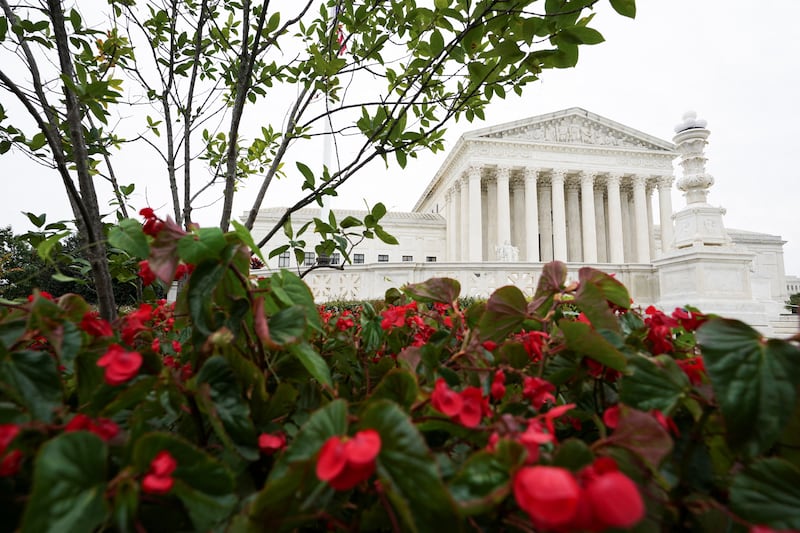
xmin=2 ymin=1 xmax=799 ymax=275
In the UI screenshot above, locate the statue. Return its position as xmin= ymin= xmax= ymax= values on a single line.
xmin=495 ymin=241 xmax=519 ymax=262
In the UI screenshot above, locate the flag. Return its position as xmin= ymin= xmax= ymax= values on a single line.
xmin=336 ymin=23 xmax=346 ymax=56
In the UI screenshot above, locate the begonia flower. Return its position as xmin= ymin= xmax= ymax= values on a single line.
xmin=97 ymin=344 xmax=142 ymax=386
xmin=258 ymin=432 xmax=287 ymax=455
xmin=676 ymin=356 xmax=706 ymax=386
xmin=0 ymin=450 xmax=23 ymax=477
xmin=316 ymin=429 xmax=381 ymax=491
xmin=79 ymin=311 xmax=113 ymax=338
xmin=522 ymin=376 xmax=556 ymax=409
xmin=584 ymin=470 xmax=645 ymax=528
xmin=431 ymin=378 xmax=463 ymax=417
xmin=0 ymin=424 xmax=20 ymax=454
xmin=672 ymin=307 xmax=707 ymax=331
xmin=142 ymin=451 xmax=177 ymax=495
xmin=64 ymin=413 xmax=119 ymax=441
xmin=138 ymin=260 xmax=157 ymax=286
xmin=513 ymin=466 xmax=581 ymax=530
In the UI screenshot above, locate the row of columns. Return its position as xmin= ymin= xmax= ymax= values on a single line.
xmin=443 ymin=167 xmax=675 ymax=264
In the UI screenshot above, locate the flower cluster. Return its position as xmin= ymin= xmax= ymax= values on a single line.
xmin=430 ymin=378 xmax=490 ymax=428
xmin=97 ymin=344 xmax=142 ymax=386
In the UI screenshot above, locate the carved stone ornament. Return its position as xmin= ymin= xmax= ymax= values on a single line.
xmin=483 ymin=116 xmax=663 ymax=150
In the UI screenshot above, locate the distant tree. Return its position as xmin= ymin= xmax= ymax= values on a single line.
xmin=0 ymin=0 xmax=636 ymax=317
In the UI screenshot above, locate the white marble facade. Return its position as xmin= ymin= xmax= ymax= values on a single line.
xmin=251 ymin=108 xmax=792 ymax=334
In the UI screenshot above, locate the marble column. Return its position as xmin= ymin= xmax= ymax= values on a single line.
xmin=632 ymin=174 xmax=650 ymax=263
xmin=460 ymin=175 xmax=469 ymax=261
xmin=511 ymin=177 xmax=526 ymax=257
xmin=657 ymin=176 xmax=675 ymax=252
xmin=446 ymin=187 xmax=457 ymax=261
xmin=539 ymin=181 xmax=553 ymax=261
xmin=594 ymin=182 xmax=608 ymax=263
xmin=551 ymin=170 xmax=568 ymax=261
xmin=580 ymin=171 xmax=598 ymax=263
xmin=606 ymin=172 xmax=624 ymax=263
xmin=646 ymin=183 xmax=656 ymax=259
xmin=524 ymin=168 xmax=540 ymax=262
xmin=566 ymin=180 xmax=581 ymax=262
xmin=467 ymin=165 xmax=483 ymax=262
xmin=496 ymin=166 xmax=512 ymax=254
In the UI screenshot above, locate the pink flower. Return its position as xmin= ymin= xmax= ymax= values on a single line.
xmin=142 ymin=451 xmax=177 ymax=495
xmin=97 ymin=344 xmax=142 ymax=386
xmin=316 ymin=430 xmax=381 ymax=491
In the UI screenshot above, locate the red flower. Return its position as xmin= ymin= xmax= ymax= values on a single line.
xmin=64 ymin=414 xmax=119 ymax=441
xmin=584 ymin=470 xmax=645 ymax=529
xmin=603 ymin=405 xmax=620 ymax=429
xmin=676 ymin=356 xmax=706 ymax=386
xmin=140 ymin=207 xmax=164 ymax=237
xmin=138 ymin=260 xmax=157 ymax=286
xmin=490 ymin=370 xmax=506 ymax=402
xmin=0 ymin=424 xmax=20 ymax=454
xmin=644 ymin=306 xmax=679 ymax=355
xmin=27 ymin=291 xmax=54 ymax=302
xmin=513 ymin=466 xmax=580 ymax=530
xmin=651 ymin=409 xmax=680 ymax=436
xmin=316 ymin=430 xmax=381 ymax=491
xmin=79 ymin=311 xmax=113 ymax=338
xmin=258 ymin=432 xmax=287 ymax=455
xmin=142 ymin=451 xmax=177 ymax=495
xmin=522 ymin=376 xmax=556 ymax=409
xmin=672 ymin=307 xmax=707 ymax=331
xmin=97 ymin=344 xmax=142 ymax=386
xmin=431 ymin=378 xmax=463 ymax=417
xmin=0 ymin=450 xmax=23 ymax=477
xmin=518 ymin=422 xmax=554 ymax=464
xmin=517 ymin=330 xmax=548 ymax=361
xmin=482 ymin=340 xmax=498 ymax=352
xmin=121 ymin=303 xmax=153 ymax=344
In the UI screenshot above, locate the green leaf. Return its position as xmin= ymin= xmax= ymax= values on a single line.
xmin=448 ymin=440 xmax=525 ymax=516
xmin=360 ymin=400 xmax=459 ymax=532
xmin=231 ymin=220 xmax=266 ymax=263
xmin=28 ymin=132 xmax=47 ymax=151
xmin=375 ymin=226 xmax=399 ymax=245
xmin=697 ymin=318 xmax=800 ymax=456
xmin=195 ymin=356 xmax=258 ymax=460
xmin=610 ymin=0 xmax=636 ymax=18
xmin=268 ymin=305 xmax=307 ymax=345
xmin=187 ymin=259 xmax=227 ymax=335
xmin=620 ymin=355 xmax=691 ymax=413
xmin=108 ymin=218 xmax=149 ymax=258
xmin=575 ymin=267 xmax=630 ymax=332
xmin=370 ymin=368 xmax=419 ymax=411
xmin=560 ymin=26 xmax=605 ymax=45
xmin=21 ymin=433 xmax=109 ymax=533
xmin=288 ymin=342 xmax=332 ymax=388
xmin=478 ymin=285 xmax=528 ymax=342
xmin=559 ymin=319 xmax=627 ymax=371
xmin=267 ymin=270 xmax=323 ymax=332
xmin=402 ymin=277 xmax=461 ymax=304
xmin=133 ymin=433 xmax=237 ymax=531
xmin=553 ymin=438 xmax=595 ymax=471
xmin=730 ymin=458 xmax=800 ymax=530
xmin=177 ymin=227 xmax=227 ymax=264
xmin=0 ymin=350 xmax=62 ymax=422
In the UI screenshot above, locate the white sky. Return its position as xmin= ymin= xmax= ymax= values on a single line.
xmin=2 ymin=0 xmax=799 ymax=274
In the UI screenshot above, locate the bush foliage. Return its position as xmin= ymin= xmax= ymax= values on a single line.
xmin=1 ymin=211 xmax=800 ymax=532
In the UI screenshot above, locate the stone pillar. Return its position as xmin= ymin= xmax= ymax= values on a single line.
xmin=594 ymin=182 xmax=607 ymax=263
xmin=580 ymin=171 xmax=598 ymax=263
xmin=566 ymin=180 xmax=582 ymax=262
xmin=460 ymin=175 xmax=469 ymax=261
xmin=606 ymin=172 xmax=624 ymax=263
xmin=485 ymin=179 xmax=496 ymax=259
xmin=657 ymin=176 xmax=675 ymax=252
xmin=646 ymin=183 xmax=656 ymax=259
xmin=495 ymin=166 xmax=512 ymax=254
xmin=632 ymin=174 xmax=650 ymax=263
xmin=467 ymin=165 xmax=483 ymax=262
xmin=551 ymin=170 xmax=568 ymax=261
xmin=539 ymin=180 xmax=553 ymax=261
xmin=446 ymin=187 xmax=457 ymax=261
xmin=524 ymin=168 xmax=540 ymax=262
xmin=511 ymin=177 xmax=526 ymax=257
xmin=621 ymin=188 xmax=633 ymax=262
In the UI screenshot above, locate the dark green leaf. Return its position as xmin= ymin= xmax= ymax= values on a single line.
xmin=268 ymin=305 xmax=307 ymax=345
xmin=288 ymin=342 xmax=332 ymax=388
xmin=553 ymin=438 xmax=595 ymax=471
xmin=448 ymin=440 xmax=525 ymax=515
xmin=177 ymin=227 xmax=227 ymax=264
xmin=21 ymin=433 xmax=109 ymax=533
xmin=402 ymin=277 xmax=461 ymax=304
xmin=698 ymin=318 xmax=800 ymax=456
xmin=620 ymin=355 xmax=690 ymax=413
xmin=730 ymin=458 xmax=800 ymax=530
xmin=0 ymin=350 xmax=62 ymax=422
xmin=231 ymin=220 xmax=266 ymax=263
xmin=610 ymin=0 xmax=636 ymax=18
xmin=360 ymin=400 xmax=459 ymax=532
xmin=370 ymin=369 xmax=419 ymax=411
xmin=559 ymin=320 xmax=627 ymax=371
xmin=187 ymin=259 xmax=227 ymax=335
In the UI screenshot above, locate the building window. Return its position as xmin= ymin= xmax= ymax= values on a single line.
xmin=330 ymin=253 xmax=340 ymax=265
xmin=353 ymin=253 xmax=364 ymax=264
xmin=426 ymin=256 xmax=437 ymax=262
xmin=402 ymin=255 xmax=413 ymax=262
xmin=303 ymin=251 xmax=315 ymax=266
xmin=278 ymin=251 xmax=290 ymax=268
xmin=378 ymin=254 xmax=389 ymax=263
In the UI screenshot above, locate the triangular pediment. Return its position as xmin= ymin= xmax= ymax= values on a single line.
xmin=465 ymin=107 xmax=674 ymax=152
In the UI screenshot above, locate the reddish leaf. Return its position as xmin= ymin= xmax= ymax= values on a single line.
xmin=598 ymin=406 xmax=673 ymax=471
